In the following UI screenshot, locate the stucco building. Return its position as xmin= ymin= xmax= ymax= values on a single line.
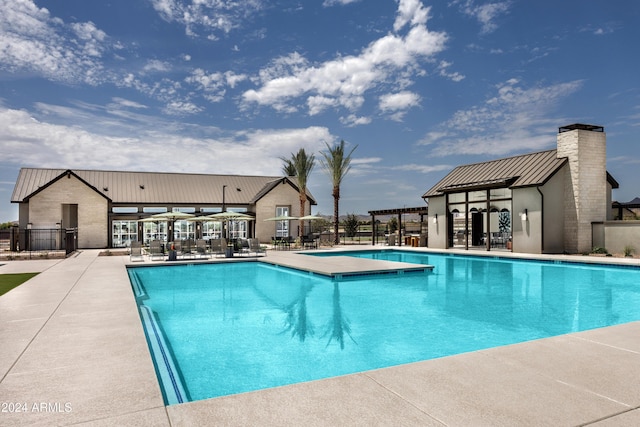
xmin=424 ymin=124 xmax=619 ymax=254
xmin=11 ymin=169 xmax=315 ymax=248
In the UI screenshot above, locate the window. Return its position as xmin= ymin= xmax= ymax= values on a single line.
xmin=173 ymin=220 xmax=195 ymax=240
xmin=142 ymin=221 xmax=167 ymax=244
xmin=228 ymin=220 xmax=248 ymax=239
xmin=112 ymin=220 xmax=138 ymax=248
xmin=173 ymin=207 xmax=195 ymax=213
xmin=201 ymin=207 xmax=222 ymax=213
xmin=202 ymin=221 xmax=222 ymax=240
xmin=276 ymin=206 xmax=290 ymax=237
xmin=446 ymin=187 xmax=512 ymax=250
xmin=143 ymin=207 xmax=167 ymax=213
xmin=112 ymin=207 xmax=138 ymax=213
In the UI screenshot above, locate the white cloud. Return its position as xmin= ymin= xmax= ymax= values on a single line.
xmin=455 ymin=0 xmax=511 ymax=34
xmin=0 ymin=0 xmax=111 ymax=84
xmin=323 ymin=0 xmax=361 ymax=6
xmin=419 ymin=78 xmax=584 ymax=156
xmin=0 ymin=105 xmax=333 ymax=176
xmin=109 ymin=98 xmax=148 ymax=110
xmin=185 ymin=69 xmax=247 ymax=103
xmin=149 ymin=0 xmax=265 ymax=38
xmin=390 ymin=163 xmax=453 ymax=174
xmin=339 ymin=114 xmax=372 ymax=127
xmin=438 ymin=60 xmax=465 ymax=82
xmin=143 ymin=60 xmax=172 ymax=74
xmin=379 ymin=91 xmax=421 ymax=112
xmin=241 ymin=0 xmax=447 ymax=116
xmin=394 ymin=0 xmax=430 ymax=32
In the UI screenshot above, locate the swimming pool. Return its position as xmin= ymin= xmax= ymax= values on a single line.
xmin=128 ymin=252 xmax=640 ymax=405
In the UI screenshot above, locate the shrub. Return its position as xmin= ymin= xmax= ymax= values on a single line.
xmin=623 ymin=245 xmax=635 ymax=257
xmin=591 ymin=247 xmax=609 ymax=255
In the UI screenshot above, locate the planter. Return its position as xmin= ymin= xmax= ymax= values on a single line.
xmin=225 ymin=247 xmax=234 ymax=258
xmin=168 ymin=250 xmax=177 ymax=261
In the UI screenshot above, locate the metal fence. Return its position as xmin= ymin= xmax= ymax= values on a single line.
xmin=0 ymin=228 xmax=77 ymax=256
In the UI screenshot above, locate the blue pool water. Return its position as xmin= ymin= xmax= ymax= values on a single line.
xmin=129 ymin=252 xmax=640 ymax=404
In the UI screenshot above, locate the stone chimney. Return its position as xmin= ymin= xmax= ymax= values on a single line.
xmin=556 ymin=124 xmax=606 ymax=253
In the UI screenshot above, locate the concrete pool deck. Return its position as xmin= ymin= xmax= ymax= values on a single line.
xmin=0 ymin=248 xmax=638 ymax=426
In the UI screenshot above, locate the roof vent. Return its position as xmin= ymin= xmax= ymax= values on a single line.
xmin=103 ymin=187 xmax=108 ymax=192
xmin=559 ymin=123 xmax=604 ymax=133
xmin=140 ymin=184 xmax=145 ymax=189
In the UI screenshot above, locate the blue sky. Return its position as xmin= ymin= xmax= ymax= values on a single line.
xmin=1 ymin=0 xmax=639 ymax=222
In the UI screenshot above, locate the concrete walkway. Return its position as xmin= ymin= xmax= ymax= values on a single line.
xmin=0 ymin=249 xmax=639 ymax=426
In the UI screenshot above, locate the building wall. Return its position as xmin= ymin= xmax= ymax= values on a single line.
xmin=28 ymin=175 xmax=108 ymax=248
xmin=427 ymin=195 xmax=447 ymax=249
xmin=593 ymin=221 xmax=640 ymax=254
xmin=557 ymin=128 xmax=607 ymax=253
xmin=255 ymin=181 xmax=309 ymax=242
xmin=512 ymin=187 xmax=542 ymax=253
xmin=540 ymin=166 xmax=566 ymax=253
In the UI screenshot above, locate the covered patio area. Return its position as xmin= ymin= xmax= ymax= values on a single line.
xmin=368 ymin=206 xmax=428 ymax=246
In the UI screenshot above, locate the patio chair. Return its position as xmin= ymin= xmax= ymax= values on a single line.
xmin=248 ymin=238 xmax=266 ymax=256
xmin=182 ymin=239 xmax=196 ymax=259
xmin=129 ymin=241 xmax=144 ymax=262
xmin=210 ymin=238 xmax=226 ymax=258
xmin=238 ymin=238 xmax=251 ymax=256
xmin=302 ymin=234 xmax=317 ymax=250
xmin=149 ymin=240 xmax=164 ymax=261
xmin=196 ymin=239 xmax=210 ymax=259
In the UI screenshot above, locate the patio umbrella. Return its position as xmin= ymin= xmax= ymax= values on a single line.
xmin=206 ymin=212 xmax=255 ymax=239
xmin=297 ymin=215 xmax=323 ymax=237
xmin=151 ymin=211 xmax=195 ymax=241
xmin=297 ymin=215 xmax=323 ymax=221
xmin=151 ymin=211 xmax=195 ymax=220
xmin=263 ymin=215 xmax=299 ymax=221
xmin=207 ymin=211 xmax=255 ymax=221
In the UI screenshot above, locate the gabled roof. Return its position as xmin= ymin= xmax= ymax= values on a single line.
xmin=11 ymin=168 xmax=316 ymax=206
xmin=249 ymin=176 xmax=317 ymax=205
xmin=423 ymin=150 xmax=567 ymax=198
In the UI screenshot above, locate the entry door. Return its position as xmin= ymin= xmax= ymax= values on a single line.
xmin=62 ymin=204 xmax=78 ymax=229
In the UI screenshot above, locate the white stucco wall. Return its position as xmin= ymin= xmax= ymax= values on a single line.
xmin=540 ymin=166 xmax=566 ymax=253
xmin=426 ymin=195 xmax=447 ymax=249
xmin=28 ymin=175 xmax=108 ymax=248
xmin=512 ymin=187 xmax=543 ymax=254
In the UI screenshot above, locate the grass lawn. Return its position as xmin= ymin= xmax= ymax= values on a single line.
xmin=0 ymin=273 xmax=39 ymax=296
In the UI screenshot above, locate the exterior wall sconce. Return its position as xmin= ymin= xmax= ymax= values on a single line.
xmin=432 ymin=214 xmax=438 ymax=224
xmin=520 ymin=209 xmax=528 ymax=221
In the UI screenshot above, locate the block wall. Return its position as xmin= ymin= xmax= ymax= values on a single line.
xmin=254 ymin=182 xmax=309 ymax=242
xmin=557 ymin=129 xmax=607 ymax=253
xmin=28 ymin=175 xmax=108 ymax=248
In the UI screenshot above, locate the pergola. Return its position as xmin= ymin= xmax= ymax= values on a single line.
xmin=612 ymin=197 xmax=640 ymax=220
xmin=368 ymin=206 xmax=428 ymax=246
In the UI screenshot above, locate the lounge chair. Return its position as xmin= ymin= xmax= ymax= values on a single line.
xmin=248 ymin=238 xmax=266 ymax=256
xmin=182 ymin=239 xmax=196 ymax=259
xmin=149 ymin=240 xmax=164 ymax=261
xmin=196 ymin=239 xmax=210 ymax=259
xmin=238 ymin=238 xmax=251 ymax=256
xmin=210 ymin=238 xmax=226 ymax=258
xmin=130 ymin=241 xmax=144 ymax=262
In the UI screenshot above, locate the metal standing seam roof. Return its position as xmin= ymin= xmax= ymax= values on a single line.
xmin=11 ymin=168 xmax=316 ymax=206
xmin=422 ymin=150 xmax=568 ymax=198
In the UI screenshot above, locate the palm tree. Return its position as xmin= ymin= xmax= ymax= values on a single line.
xmin=281 ymin=148 xmax=315 ymax=237
xmin=319 ymin=140 xmax=358 ymax=245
